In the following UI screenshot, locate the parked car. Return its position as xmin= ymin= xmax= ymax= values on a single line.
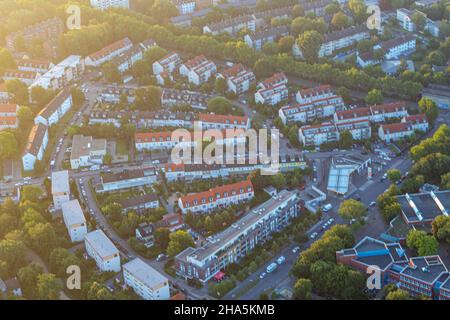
xmin=292 ymin=246 xmax=300 ymax=253
xmin=276 ymin=256 xmax=286 ymax=265
xmin=310 ymin=232 xmax=318 ymax=239
xmin=322 ymin=204 xmax=333 ymax=212
xmin=259 ymin=272 xmax=266 ymax=279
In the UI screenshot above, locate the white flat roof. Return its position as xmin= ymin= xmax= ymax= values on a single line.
xmin=61 ymin=199 xmax=86 ymax=226
xmin=52 ymin=170 xmax=70 ymax=194
xmin=123 ymin=258 xmax=168 ymax=290
xmin=85 ymin=230 xmax=118 ymax=258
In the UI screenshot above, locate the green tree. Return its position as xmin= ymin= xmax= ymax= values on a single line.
xmin=386 ymin=169 xmax=401 ymax=183
xmin=406 ymin=229 xmax=439 ymax=256
xmin=27 ymin=223 xmax=59 ymax=257
xmin=411 ymin=12 xmax=426 ymax=31
xmin=253 ymin=58 xmax=274 ymax=78
xmin=0 ymin=239 xmax=26 ymax=275
xmin=0 ymin=48 xmax=16 ymax=71
xmin=17 ymin=106 xmax=34 ymax=125
xmin=278 ymin=36 xmax=295 ymax=53
xmin=331 ymin=12 xmax=350 ymax=29
xmin=297 ymin=30 xmax=324 ymax=62
xmin=365 ymin=89 xmax=383 ymax=105
xmin=31 ymin=86 xmax=55 ymax=106
xmin=338 ymin=199 xmax=367 ymax=220
xmin=418 ymin=97 xmax=439 ymax=124
xmin=442 ymin=172 xmax=450 ymax=189
xmin=0 ymin=131 xmax=18 ymax=160
xmin=36 ymin=273 xmax=62 ymax=300
xmin=17 ymin=263 xmax=44 ymax=298
xmin=431 ymin=215 xmax=450 ymax=243
xmin=6 ymin=79 xmax=29 ymax=105
xmin=102 ymin=62 xmax=122 ymax=83
xmin=339 ymin=130 xmax=353 ymax=149
xmin=86 ymin=281 xmax=114 ymax=300
xmin=214 ymin=77 xmax=228 ymax=95
xmin=293 ymin=278 xmax=313 ymax=300
xmin=207 ymin=96 xmax=234 ymax=114
xmin=167 ymin=230 xmax=195 ymax=257
xmin=385 ymin=289 xmax=411 ymax=300
xmin=20 ymin=185 xmax=43 ymax=203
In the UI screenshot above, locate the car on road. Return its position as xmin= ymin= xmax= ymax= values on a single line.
xmin=328 ymin=218 xmax=335 ymax=224
xmin=157 ymin=253 xmax=167 ymax=262
xmin=369 ymin=201 xmax=376 ymax=207
xmin=259 ymin=272 xmax=266 ymax=279
xmin=292 ymin=246 xmax=300 ymax=253
xmin=266 ymin=262 xmax=278 ymax=273
xmin=276 ymin=256 xmax=286 ymax=265
xmin=322 ymin=203 xmax=333 ymax=212
xmin=310 ymin=232 xmax=318 ymax=239
xmin=321 ymin=224 xmax=328 ymax=230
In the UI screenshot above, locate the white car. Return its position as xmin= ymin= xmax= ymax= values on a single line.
xmin=292 ymin=246 xmax=300 ymax=253
xmin=310 ymin=232 xmax=318 ymax=239
xmin=259 ymin=272 xmax=266 ymax=279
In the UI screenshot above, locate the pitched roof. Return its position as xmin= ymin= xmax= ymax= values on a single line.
xmin=3 ymin=69 xmax=38 ymax=79
xmin=298 ymin=85 xmax=332 ymax=98
xmin=0 ymin=104 xmax=18 ymax=114
xmin=370 ymin=102 xmax=407 ymax=114
xmin=0 ymin=116 xmax=17 ymax=126
xmin=36 ymin=88 xmax=72 ymax=120
xmin=88 ymin=37 xmax=132 ymax=62
xmin=335 ymin=107 xmax=371 ymax=120
xmin=380 ymin=122 xmax=413 ymax=134
xmin=23 ymin=123 xmax=47 ymax=156
xmin=120 ymin=194 xmax=159 ymax=209
xmin=16 ymin=58 xmax=52 ymax=70
xmin=404 ymin=114 xmax=427 ymax=124
xmin=199 ymin=113 xmax=248 ymax=125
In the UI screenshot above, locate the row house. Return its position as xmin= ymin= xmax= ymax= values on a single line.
xmin=85 ymin=37 xmax=133 ymax=67
xmin=16 ymin=58 xmax=54 ymax=73
xmin=97 ymin=86 xmax=135 ymax=104
xmin=335 ymin=119 xmax=372 ymax=141
xmin=22 ymin=123 xmax=48 ymax=171
xmin=402 ymin=114 xmax=429 ymax=132
xmin=179 ymin=55 xmax=217 ymax=86
xmin=337 ymin=236 xmax=450 ymax=300
xmin=203 ymin=15 xmax=256 ymax=36
xmin=198 ymin=113 xmax=250 ymax=130
xmin=153 ymin=52 xmax=182 ymax=75
xmin=178 ymin=180 xmax=254 ymax=214
xmin=369 ymin=102 xmax=409 ymax=123
xmin=175 ymin=190 xmax=300 ymax=283
xmin=334 ymin=107 xmax=371 ymax=124
xmin=135 ymin=131 xmax=196 ymax=151
xmin=244 ymin=26 xmax=289 ymax=51
xmin=120 ymin=194 xmax=160 ymax=214
xmin=90 ymin=0 xmax=130 ymax=10
xmin=298 ymin=122 xmax=338 ymax=146
xmin=254 ymin=72 xmax=289 ymax=106
xmin=172 ymin=0 xmax=196 ymax=14
xmin=70 ymin=135 xmax=107 ymax=169
xmin=296 ymin=85 xmax=336 ymax=104
xmin=34 ymin=88 xmax=72 ymax=127
xmin=61 ymin=200 xmax=87 ymax=243
xmin=30 ymin=55 xmax=85 ymax=91
xmin=378 ymin=122 xmax=414 ymax=143
xmin=98 ymin=168 xmax=157 ymax=193
xmin=161 ymin=88 xmax=212 ymax=110
xmin=217 ymin=64 xmax=255 ymax=95
xmin=0 ymin=103 xmax=18 ymax=130
xmin=5 ymin=17 xmax=64 ymax=52
xmin=85 ymin=230 xmax=121 ymax=272
xmin=111 ymin=46 xmax=144 ymax=73
xmin=2 ymin=69 xmax=40 ymax=86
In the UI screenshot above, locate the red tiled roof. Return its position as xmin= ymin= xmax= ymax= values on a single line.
xmin=88 ymin=37 xmax=132 ymax=61
xmin=164 ymin=163 xmax=185 ymax=172
xmin=404 ymin=114 xmax=427 ymax=123
xmin=221 ymin=63 xmax=246 ymax=78
xmin=0 ymin=116 xmax=17 ymax=126
xmin=16 ymin=58 xmax=52 ymax=69
xmin=335 ymin=107 xmax=371 ymax=120
xmin=170 ymin=292 xmax=186 ymax=300
xmin=199 ymin=113 xmax=248 ymax=125
xmin=180 ymin=180 xmax=254 ymax=208
xmin=282 ymin=95 xmax=342 ymax=112
xmin=380 ymin=122 xmax=412 ymax=134
xmin=184 ymin=55 xmax=207 ymax=69
xmin=135 ymin=131 xmax=173 ymax=143
xmin=3 ymin=69 xmax=38 ymax=79
xmin=0 ymin=103 xmax=18 ymax=114
xmin=0 ymin=83 xmax=6 ymax=92
xmin=261 ymin=72 xmax=287 ymax=88
xmin=370 ymin=102 xmax=406 ymax=114
xmin=298 ymin=85 xmax=332 ymax=97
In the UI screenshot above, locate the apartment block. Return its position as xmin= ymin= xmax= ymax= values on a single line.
xmin=51 ymin=170 xmax=70 ymax=210
xmin=178 ymin=180 xmax=254 ymax=214
xmin=135 ymin=131 xmax=196 ymax=151
xmin=123 ymin=258 xmax=170 ymax=300
xmin=111 ymin=46 xmax=144 ymax=73
xmin=255 ymin=72 xmax=289 ymax=106
xmin=85 ymin=230 xmax=121 ymax=272
xmin=2 ymin=69 xmax=40 ymax=86
xmin=17 ymin=59 xmax=54 ymax=73
xmin=34 ymin=88 xmax=72 ymax=127
xmin=335 ymin=119 xmax=372 ymax=141
xmin=298 ymin=122 xmax=339 ymax=146
xmin=401 ymin=114 xmax=429 ymax=132
xmin=119 ymin=194 xmax=159 ymax=214
xmin=378 ymin=122 xmax=414 ymax=143
xmin=62 ymin=200 xmax=87 ymax=243
xmin=161 ymin=88 xmax=212 ymax=110
xmin=175 ymin=190 xmax=300 ymax=283
xmin=22 ymin=123 xmax=48 ymax=171
xmin=0 ymin=103 xmax=18 ymax=130
xmin=85 ymin=38 xmax=133 ymax=67
xmin=153 ymin=52 xmax=182 ymax=75
xmin=179 ymin=55 xmax=217 ymax=86
xmin=244 ymin=26 xmax=289 ymax=51
xmin=90 ymin=0 xmax=130 ymax=10
xmin=217 ymin=64 xmax=255 ymax=95
xmin=173 ymin=0 xmax=196 ymax=14
xmin=70 ymin=135 xmax=107 ymax=169
xmin=98 ymin=168 xmax=157 ymax=193
xmin=198 ymin=113 xmax=250 ymax=130
xmin=369 ymin=102 xmax=409 ymax=123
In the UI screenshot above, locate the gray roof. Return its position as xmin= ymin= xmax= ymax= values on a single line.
xmin=123 ymin=258 xmax=168 ymax=290
xmin=397 ymin=190 xmax=450 ymax=223
xmin=24 ymin=123 xmax=47 ymax=157
xmin=62 ymin=199 xmax=86 ymax=226
xmin=36 ymin=88 xmax=72 ymax=120
xmin=400 ymin=256 xmax=448 ymax=284
xmin=51 ymin=170 xmax=70 ymax=194
xmin=120 ymin=194 xmax=159 ymax=209
xmin=85 ymin=230 xmax=118 ymax=258
xmin=102 ymin=168 xmax=155 ymax=184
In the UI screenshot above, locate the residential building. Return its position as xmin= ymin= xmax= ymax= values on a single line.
xmin=175 ymin=190 xmax=300 ymax=283
xmin=85 ymin=38 xmax=133 ymax=67
xmin=135 ymin=131 xmax=196 ymax=151
xmin=296 ymin=85 xmax=335 ymax=104
xmin=396 ymin=190 xmax=450 ymax=226
xmin=135 ymin=111 xmax=196 ymax=129
xmin=157 ymin=213 xmax=184 ymax=232
xmin=173 ymin=0 xmax=196 ymax=14
xmin=161 ymin=88 xmax=212 ymax=110
xmin=70 ymin=135 xmax=107 ymax=169
xmin=0 ymin=103 xmax=18 ymax=130
xmin=335 ymin=119 xmax=372 ymax=141
xmin=203 ymin=15 xmax=256 ymax=36
xmin=402 ymin=114 xmax=429 ymax=132
xmin=440 ymin=277 xmax=450 ymax=300
xmin=369 ymin=102 xmax=409 ymax=123
xmin=16 ymin=58 xmax=54 ymax=73
xmin=84 ymin=230 xmax=121 ymax=272
xmin=421 ymin=85 xmax=450 ymax=110
xmin=136 ymin=222 xmax=154 ymax=245
xmin=90 ymin=0 xmax=130 ymax=10
xmin=334 ymin=107 xmax=371 ymax=124
xmin=397 ymin=8 xmax=415 ymax=32
xmin=298 ymin=122 xmax=339 ymax=146
xmin=255 ymin=72 xmax=289 ymax=106
xmin=0 ymin=83 xmax=10 ymax=103
xmin=5 ymin=17 xmax=64 ymax=52
xmin=153 ymin=52 xmax=182 ymax=75
xmin=61 ymin=200 xmax=87 ymax=243
xmin=30 ymin=55 xmax=85 ymax=90
xmin=34 ymin=88 xmax=72 ymax=126
xmin=198 ymin=113 xmax=250 ymax=130
xmin=98 ymin=168 xmax=157 ymax=193
xmin=2 ymin=69 xmax=40 ymax=86
xmin=179 ymin=55 xmax=217 ymax=86
xmin=51 ymin=170 xmax=70 ymax=210
xmin=97 ymin=86 xmax=136 ymax=105
xmin=22 ymin=123 xmax=48 ymax=171
xmin=111 ymin=46 xmax=144 ymax=73
xmin=123 ymin=258 xmax=170 ymax=300
xmin=119 ymin=194 xmax=160 ymax=213
xmin=244 ymin=26 xmax=289 ymax=51
xmin=178 ymin=180 xmax=254 ymax=214
xmin=2 ymin=278 xmax=22 ymax=297
xmin=217 ymin=64 xmax=255 ymax=95
xmin=415 ymin=0 xmax=441 ymax=7
xmin=378 ymin=122 xmax=414 ymax=142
